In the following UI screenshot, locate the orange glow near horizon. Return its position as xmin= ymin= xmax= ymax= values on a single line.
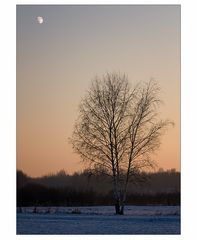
xmin=17 ymin=5 xmax=180 ymax=177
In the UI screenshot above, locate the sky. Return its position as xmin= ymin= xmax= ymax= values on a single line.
xmin=16 ymin=5 xmax=180 ymax=177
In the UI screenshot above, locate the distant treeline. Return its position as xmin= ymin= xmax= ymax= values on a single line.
xmin=17 ymin=169 xmax=180 ymax=207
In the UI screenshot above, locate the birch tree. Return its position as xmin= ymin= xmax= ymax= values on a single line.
xmin=70 ymin=73 xmax=173 ymax=214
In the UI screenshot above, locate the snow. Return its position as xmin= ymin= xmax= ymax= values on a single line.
xmin=17 ymin=206 xmax=180 ymax=234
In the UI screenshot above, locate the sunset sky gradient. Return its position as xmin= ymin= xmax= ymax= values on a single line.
xmin=17 ymin=5 xmax=180 ymax=177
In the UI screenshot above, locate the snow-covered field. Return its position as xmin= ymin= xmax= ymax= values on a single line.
xmin=17 ymin=205 xmax=180 ymax=234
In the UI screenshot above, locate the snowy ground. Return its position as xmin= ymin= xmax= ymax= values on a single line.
xmin=17 ymin=205 xmax=180 ymax=234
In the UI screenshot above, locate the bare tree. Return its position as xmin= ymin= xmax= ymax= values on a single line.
xmin=70 ymin=73 xmax=173 ymax=214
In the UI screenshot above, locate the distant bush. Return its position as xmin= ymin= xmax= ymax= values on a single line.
xmin=17 ymin=169 xmax=180 ymax=207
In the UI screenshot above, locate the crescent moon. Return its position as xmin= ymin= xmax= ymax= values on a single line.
xmin=37 ymin=16 xmax=44 ymax=24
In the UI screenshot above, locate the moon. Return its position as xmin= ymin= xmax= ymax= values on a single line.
xmin=37 ymin=16 xmax=44 ymax=24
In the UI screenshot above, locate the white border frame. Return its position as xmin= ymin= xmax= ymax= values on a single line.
xmin=1 ymin=0 xmax=197 ymax=239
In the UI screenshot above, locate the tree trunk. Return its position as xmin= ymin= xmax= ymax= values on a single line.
xmin=115 ymin=200 xmax=120 ymax=214
xmin=115 ymin=199 xmax=124 ymax=215
xmin=120 ymin=204 xmax=124 ymax=215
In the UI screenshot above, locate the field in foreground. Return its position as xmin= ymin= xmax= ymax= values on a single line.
xmin=17 ymin=206 xmax=180 ymax=234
